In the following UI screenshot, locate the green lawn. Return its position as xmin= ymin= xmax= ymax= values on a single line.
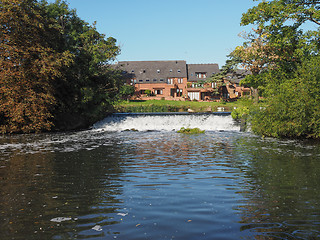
xmin=114 ymin=99 xmax=250 ymax=113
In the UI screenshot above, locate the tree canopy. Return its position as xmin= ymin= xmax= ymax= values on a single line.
xmin=233 ymin=0 xmax=320 ymax=139
xmin=0 ymin=0 xmax=122 ymax=133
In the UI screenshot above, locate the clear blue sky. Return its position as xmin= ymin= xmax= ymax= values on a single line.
xmin=49 ymin=0 xmax=259 ymax=68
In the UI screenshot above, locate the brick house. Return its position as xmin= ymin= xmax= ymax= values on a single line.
xmin=118 ymin=60 xmax=188 ymax=100
xmin=186 ymin=63 xmax=222 ymax=101
xmin=117 ymin=60 xmax=250 ymax=101
xmin=225 ymin=69 xmax=251 ymax=99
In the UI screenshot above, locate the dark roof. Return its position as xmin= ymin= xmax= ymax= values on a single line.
xmin=226 ymin=69 xmax=251 ymax=84
xmin=187 ymin=64 xmax=220 ymax=81
xmin=117 ymin=61 xmax=187 ymax=81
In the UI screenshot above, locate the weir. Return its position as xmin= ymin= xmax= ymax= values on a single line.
xmin=93 ymin=112 xmax=240 ymax=132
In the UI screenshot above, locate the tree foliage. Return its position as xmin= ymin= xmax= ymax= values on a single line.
xmin=234 ymin=0 xmax=320 ymax=139
xmin=0 ymin=0 xmax=121 ymax=133
xmin=251 ymin=56 xmax=320 ymax=139
xmin=0 ymin=0 xmax=72 ymax=133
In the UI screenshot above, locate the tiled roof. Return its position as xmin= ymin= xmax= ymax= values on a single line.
xmin=187 ymin=64 xmax=220 ymax=81
xmin=118 ymin=61 xmax=187 ymax=82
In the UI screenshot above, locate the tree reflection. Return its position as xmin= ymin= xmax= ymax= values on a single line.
xmin=233 ymin=136 xmax=320 ymax=239
xmin=0 ymin=134 xmax=125 ymax=240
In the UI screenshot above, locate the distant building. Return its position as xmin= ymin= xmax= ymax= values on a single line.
xmin=118 ymin=60 xmax=188 ymax=99
xmin=225 ymin=69 xmax=251 ymax=98
xmin=117 ymin=60 xmax=250 ymax=101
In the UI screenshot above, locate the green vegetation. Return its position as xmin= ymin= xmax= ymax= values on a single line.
xmin=177 ymin=127 xmax=205 ymax=134
xmin=230 ymin=0 xmax=320 ymax=139
xmin=0 ymin=0 xmax=124 ymax=133
xmin=231 ymin=107 xmax=250 ymax=121
xmin=115 ymin=100 xmax=248 ymax=113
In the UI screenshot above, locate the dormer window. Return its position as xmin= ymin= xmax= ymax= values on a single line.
xmin=196 ymin=72 xmax=207 ymax=79
xmin=177 ymin=69 xmax=181 ymax=73
xmin=157 ymin=69 xmax=160 ymax=73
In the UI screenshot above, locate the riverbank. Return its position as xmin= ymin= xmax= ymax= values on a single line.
xmin=114 ymin=100 xmax=246 ymax=113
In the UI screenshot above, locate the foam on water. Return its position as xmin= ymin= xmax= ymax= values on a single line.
xmin=93 ymin=113 xmax=240 ymax=132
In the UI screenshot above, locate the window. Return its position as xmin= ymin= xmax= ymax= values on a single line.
xmin=131 ymin=70 xmax=135 ymax=73
xmin=177 ymin=69 xmax=181 ymax=73
xmin=212 ymin=82 xmax=217 ymax=88
xmin=155 ymin=89 xmax=163 ymax=95
xmin=134 ymin=79 xmax=137 ymax=83
xmin=139 ymin=79 xmax=143 ymax=82
xmin=178 ymin=78 xmax=183 ymax=84
xmin=153 ymin=79 xmax=157 ymax=82
xmin=169 ymin=69 xmax=173 ymax=72
xmin=177 ymin=89 xmax=183 ymax=97
xmin=196 ymin=72 xmax=207 ymax=79
xmin=146 ymin=79 xmax=150 ymax=82
xmin=167 ymin=78 xmax=173 ymax=84
xmin=160 ymin=78 xmax=164 ymax=82
xmin=157 ymin=69 xmax=160 ymax=73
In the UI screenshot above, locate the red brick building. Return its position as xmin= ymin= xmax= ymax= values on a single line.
xmin=117 ymin=60 xmax=250 ymax=101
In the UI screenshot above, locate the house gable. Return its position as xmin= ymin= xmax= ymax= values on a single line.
xmin=187 ymin=64 xmax=220 ymax=82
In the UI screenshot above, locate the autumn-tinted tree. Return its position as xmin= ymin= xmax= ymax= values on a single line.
xmin=0 ymin=0 xmax=72 ymax=133
xmin=0 ymin=0 xmax=121 ymax=133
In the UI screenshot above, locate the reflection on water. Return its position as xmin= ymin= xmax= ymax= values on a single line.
xmin=0 ymin=129 xmax=320 ymax=239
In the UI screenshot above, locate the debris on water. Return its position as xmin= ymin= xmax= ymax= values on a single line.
xmin=50 ymin=217 xmax=72 ymax=223
xmin=123 ymin=128 xmax=139 ymax=132
xmin=117 ymin=213 xmax=128 ymax=217
xmin=92 ymin=225 xmax=103 ymax=231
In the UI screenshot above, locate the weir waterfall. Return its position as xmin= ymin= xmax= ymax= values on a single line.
xmin=93 ymin=112 xmax=240 ymax=132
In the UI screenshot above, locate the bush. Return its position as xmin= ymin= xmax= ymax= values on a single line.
xmin=250 ymin=56 xmax=320 ymax=139
xmin=231 ymin=107 xmax=250 ymax=121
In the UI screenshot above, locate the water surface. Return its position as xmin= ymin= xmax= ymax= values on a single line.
xmin=1 ymin=115 xmax=320 ymax=239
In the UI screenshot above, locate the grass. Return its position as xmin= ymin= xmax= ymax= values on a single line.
xmin=114 ymin=99 xmax=249 ymax=113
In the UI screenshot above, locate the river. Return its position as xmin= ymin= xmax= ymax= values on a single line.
xmin=1 ymin=113 xmax=320 ymax=240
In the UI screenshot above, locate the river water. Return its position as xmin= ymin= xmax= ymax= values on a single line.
xmin=1 ymin=114 xmax=320 ymax=240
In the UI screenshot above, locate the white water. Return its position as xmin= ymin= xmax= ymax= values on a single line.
xmin=93 ymin=113 xmax=240 ymax=132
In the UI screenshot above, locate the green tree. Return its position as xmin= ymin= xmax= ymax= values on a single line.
xmin=0 ymin=0 xmax=72 ymax=133
xmin=232 ymin=0 xmax=320 ymax=100
xmin=119 ymin=85 xmax=136 ymax=101
xmin=235 ymin=0 xmax=320 ymax=139
xmin=251 ymin=56 xmax=320 ymax=139
xmin=42 ymin=0 xmax=121 ymax=130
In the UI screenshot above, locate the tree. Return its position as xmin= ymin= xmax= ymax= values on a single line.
xmin=42 ymin=0 xmax=121 ymax=130
xmin=251 ymin=56 xmax=320 ymax=139
xmin=236 ymin=0 xmax=320 ymax=139
xmin=232 ymin=0 xmax=320 ymax=102
xmin=0 ymin=0 xmax=72 ymax=133
xmin=0 ymin=0 xmax=121 ymax=133
xmin=119 ymin=85 xmax=136 ymax=101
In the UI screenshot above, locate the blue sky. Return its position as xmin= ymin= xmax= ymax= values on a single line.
xmin=50 ymin=0 xmax=260 ymax=68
